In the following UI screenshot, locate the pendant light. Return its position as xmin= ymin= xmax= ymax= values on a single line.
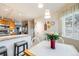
xmin=44 ymin=9 xmax=51 ymax=19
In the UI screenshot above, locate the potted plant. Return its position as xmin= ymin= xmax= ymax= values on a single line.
xmin=46 ymin=32 xmax=59 ymax=49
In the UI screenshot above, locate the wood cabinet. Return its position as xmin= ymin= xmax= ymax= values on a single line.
xmin=8 ymin=19 xmax=15 ymax=30
xmin=0 ymin=18 xmax=7 ymax=25
xmin=0 ymin=17 xmax=16 ymax=35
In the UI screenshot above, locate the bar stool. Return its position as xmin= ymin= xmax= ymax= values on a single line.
xmin=0 ymin=46 xmax=7 ymax=56
xmin=14 ymin=40 xmax=28 ymax=56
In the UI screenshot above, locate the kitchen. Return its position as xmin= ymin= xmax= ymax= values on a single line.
xmin=0 ymin=3 xmax=79 ymax=56
xmin=0 ymin=8 xmax=34 ymax=55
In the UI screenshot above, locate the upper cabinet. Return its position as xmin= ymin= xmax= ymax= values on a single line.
xmin=8 ymin=19 xmax=15 ymax=30
xmin=0 ymin=18 xmax=7 ymax=25
xmin=0 ymin=17 xmax=15 ymax=30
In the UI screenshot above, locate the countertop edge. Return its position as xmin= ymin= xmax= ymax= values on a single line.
xmin=0 ymin=34 xmax=29 ymax=42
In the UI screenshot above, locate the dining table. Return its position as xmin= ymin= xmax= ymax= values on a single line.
xmin=26 ymin=40 xmax=78 ymax=56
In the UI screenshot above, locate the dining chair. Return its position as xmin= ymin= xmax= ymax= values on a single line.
xmin=14 ymin=40 xmax=28 ymax=56
xmin=32 ymin=36 xmax=40 ymax=46
xmin=32 ymin=34 xmax=46 ymax=46
xmin=0 ymin=46 xmax=7 ymax=56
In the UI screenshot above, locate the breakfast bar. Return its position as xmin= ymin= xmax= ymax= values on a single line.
xmin=0 ymin=34 xmax=32 ymax=56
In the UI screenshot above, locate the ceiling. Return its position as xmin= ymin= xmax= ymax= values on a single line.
xmin=0 ymin=3 xmax=65 ymax=21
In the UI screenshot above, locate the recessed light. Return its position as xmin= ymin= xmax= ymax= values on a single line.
xmin=38 ymin=3 xmax=44 ymax=8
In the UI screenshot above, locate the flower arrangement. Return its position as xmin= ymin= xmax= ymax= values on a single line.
xmin=46 ymin=32 xmax=59 ymax=40
xmin=46 ymin=32 xmax=59 ymax=49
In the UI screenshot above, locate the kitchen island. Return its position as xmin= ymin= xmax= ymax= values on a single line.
xmin=0 ymin=34 xmax=32 ymax=56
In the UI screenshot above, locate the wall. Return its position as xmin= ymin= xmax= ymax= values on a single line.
xmin=34 ymin=16 xmax=59 ymax=44
xmin=35 ymin=17 xmax=44 ymax=35
xmin=35 ymin=17 xmax=59 ymax=34
xmin=28 ymin=20 xmax=34 ymax=37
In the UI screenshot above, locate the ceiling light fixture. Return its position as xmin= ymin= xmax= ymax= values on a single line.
xmin=45 ymin=9 xmax=50 ymax=16
xmin=44 ymin=9 xmax=51 ymax=19
xmin=38 ymin=3 xmax=44 ymax=8
xmin=44 ymin=15 xmax=51 ymax=19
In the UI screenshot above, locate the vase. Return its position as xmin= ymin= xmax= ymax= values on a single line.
xmin=50 ymin=39 xmax=55 ymax=49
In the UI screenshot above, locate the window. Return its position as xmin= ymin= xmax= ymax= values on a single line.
xmin=62 ymin=12 xmax=79 ymax=40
